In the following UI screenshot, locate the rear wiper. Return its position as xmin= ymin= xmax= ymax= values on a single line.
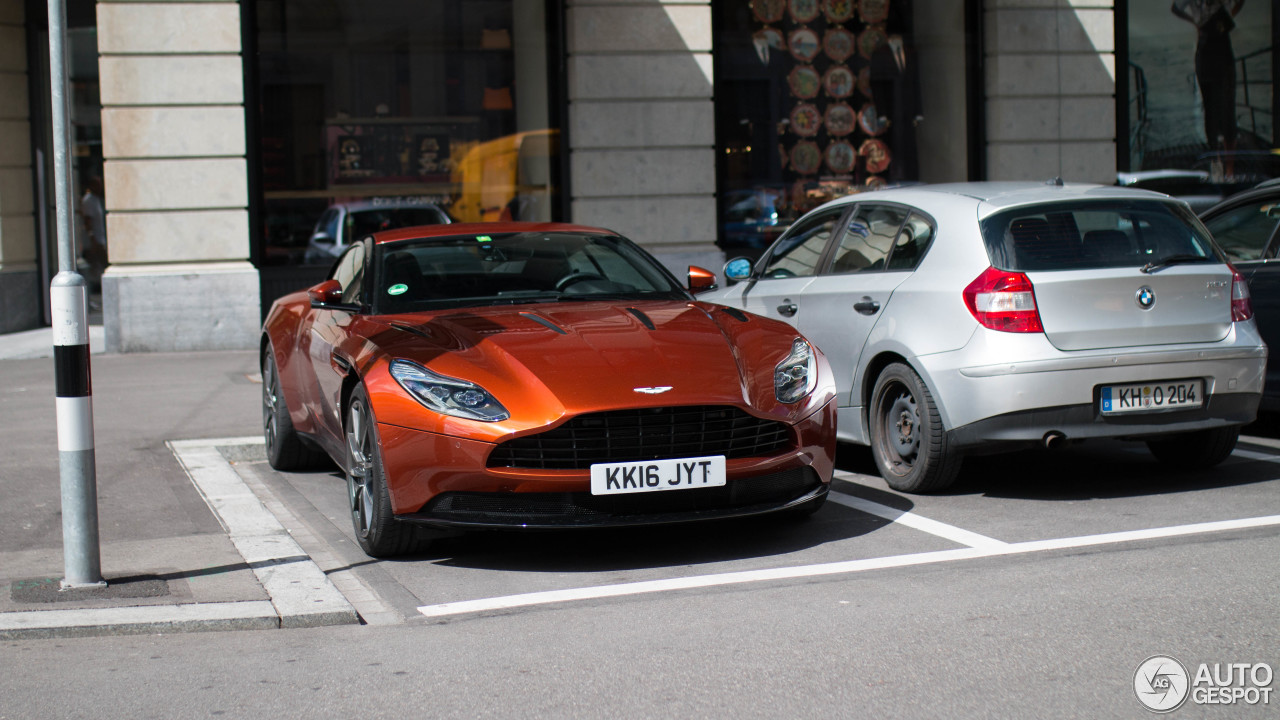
xmin=1140 ymin=254 xmax=1207 ymax=274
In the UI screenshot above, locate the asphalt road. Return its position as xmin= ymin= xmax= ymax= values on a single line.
xmin=5 ymin=429 xmax=1278 ymax=719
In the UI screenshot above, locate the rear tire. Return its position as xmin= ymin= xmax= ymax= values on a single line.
xmin=1146 ymin=426 xmax=1240 ymax=469
xmin=869 ymin=363 xmax=962 ymax=493
xmin=262 ymin=342 xmax=328 ymax=471
xmin=346 ymin=384 xmax=432 ymax=557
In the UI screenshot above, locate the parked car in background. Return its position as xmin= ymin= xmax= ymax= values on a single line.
xmin=262 ymin=222 xmax=837 ymax=557
xmin=1199 ymin=178 xmax=1280 ymax=411
xmin=703 ymin=181 xmax=1266 ymax=493
xmin=303 ymin=197 xmax=451 ymax=265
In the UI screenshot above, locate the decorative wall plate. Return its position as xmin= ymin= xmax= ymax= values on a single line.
xmin=826 ymin=141 xmax=856 ymax=174
xmin=858 ymin=26 xmax=887 ymax=60
xmin=823 ymin=28 xmax=855 ymax=63
xmin=789 ymin=0 xmax=821 ymax=23
xmin=859 ymin=0 xmax=890 ymax=25
xmin=825 ymin=103 xmax=856 ymax=137
xmin=865 ymin=175 xmax=888 ymax=189
xmin=858 ymin=102 xmax=888 ymax=136
xmin=752 ymin=0 xmax=786 ymax=24
xmin=790 ymin=103 xmax=822 ymax=137
xmin=788 ymin=65 xmax=821 ymax=99
xmin=822 ymin=65 xmax=855 ymax=99
xmin=791 ymin=140 xmax=822 ymax=175
xmin=859 ymin=138 xmax=891 ymax=174
xmin=824 ymin=0 xmax=855 ymax=23
xmin=789 ymin=28 xmax=822 ymax=63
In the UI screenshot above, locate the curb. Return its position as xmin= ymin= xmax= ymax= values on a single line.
xmin=0 ymin=437 xmax=359 ymax=640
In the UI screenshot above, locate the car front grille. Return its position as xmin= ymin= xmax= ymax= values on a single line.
xmin=424 ymin=466 xmax=819 ymax=521
xmin=486 ymin=405 xmax=793 ymax=470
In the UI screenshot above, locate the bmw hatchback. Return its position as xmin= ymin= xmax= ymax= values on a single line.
xmin=703 ymin=182 xmax=1267 ymax=493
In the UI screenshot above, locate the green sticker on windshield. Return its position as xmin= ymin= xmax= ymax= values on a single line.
xmin=476 ymin=235 xmax=492 ymax=243
xmin=388 ymin=283 xmax=408 ymax=296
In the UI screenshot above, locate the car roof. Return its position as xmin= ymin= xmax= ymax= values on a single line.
xmin=371 ymin=222 xmax=617 ymax=244
xmin=818 ymin=180 xmax=1177 ymax=217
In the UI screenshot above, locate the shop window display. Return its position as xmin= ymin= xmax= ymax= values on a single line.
xmin=253 ymin=0 xmax=559 ymax=278
xmin=715 ymin=0 xmax=921 ymax=251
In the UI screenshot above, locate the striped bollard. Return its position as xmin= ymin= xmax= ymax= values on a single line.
xmin=51 ymin=271 xmax=104 ymax=588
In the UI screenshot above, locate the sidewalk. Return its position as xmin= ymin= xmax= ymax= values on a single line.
xmin=0 ymin=339 xmax=358 ymax=639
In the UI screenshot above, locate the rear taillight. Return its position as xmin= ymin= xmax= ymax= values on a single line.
xmin=963 ymin=267 xmax=1044 ymax=333
xmin=1230 ymin=265 xmax=1253 ymax=322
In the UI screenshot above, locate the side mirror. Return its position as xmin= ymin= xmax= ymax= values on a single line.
xmin=308 ymin=279 xmax=343 ymax=306
xmin=687 ymin=265 xmax=718 ymax=294
xmin=723 ymin=257 xmax=754 ymax=284
xmin=311 ymin=232 xmax=336 ymax=245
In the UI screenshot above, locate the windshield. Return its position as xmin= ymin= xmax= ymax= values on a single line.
xmin=374 ymin=231 xmax=687 ymax=313
xmin=980 ymin=200 xmax=1222 ymax=272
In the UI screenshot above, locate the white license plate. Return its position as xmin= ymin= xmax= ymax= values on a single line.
xmin=590 ymin=455 xmax=726 ymax=496
xmin=1100 ymin=379 xmax=1204 ymax=414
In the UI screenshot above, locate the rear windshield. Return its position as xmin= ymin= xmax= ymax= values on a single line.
xmin=980 ymin=200 xmax=1222 ymax=272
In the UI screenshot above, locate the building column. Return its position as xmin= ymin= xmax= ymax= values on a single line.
xmin=566 ymin=0 xmax=722 ymax=274
xmin=98 ymin=0 xmax=257 ymax=352
xmin=985 ymin=0 xmax=1117 ymax=183
xmin=0 ymin=0 xmax=40 ymax=334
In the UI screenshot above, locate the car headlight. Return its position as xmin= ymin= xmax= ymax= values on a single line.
xmin=775 ymin=338 xmax=817 ymax=404
xmin=390 ymin=359 xmax=510 ymax=422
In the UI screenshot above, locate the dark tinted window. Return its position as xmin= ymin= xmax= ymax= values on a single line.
xmin=828 ymin=204 xmax=906 ymax=274
xmin=760 ymin=209 xmax=843 ymax=279
xmin=886 ymin=212 xmax=935 ymax=271
xmin=980 ymin=200 xmax=1220 ymax=271
xmin=348 ymin=207 xmax=449 ymax=239
xmin=1203 ymin=198 xmax=1280 ymax=262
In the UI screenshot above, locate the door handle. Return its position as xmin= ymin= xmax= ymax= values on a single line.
xmin=776 ymin=302 xmax=798 ymax=317
xmin=853 ymin=297 xmax=880 ymax=315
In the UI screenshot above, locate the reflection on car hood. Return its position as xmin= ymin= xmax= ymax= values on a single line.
xmin=373 ymin=300 xmax=766 ymax=417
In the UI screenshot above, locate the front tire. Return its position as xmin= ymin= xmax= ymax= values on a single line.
xmin=346 ymin=384 xmax=431 ymax=557
xmin=1146 ymin=425 xmax=1240 ymax=469
xmin=869 ymin=363 xmax=962 ymax=493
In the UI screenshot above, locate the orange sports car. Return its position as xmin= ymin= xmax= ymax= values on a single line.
xmin=261 ymin=222 xmax=837 ymax=557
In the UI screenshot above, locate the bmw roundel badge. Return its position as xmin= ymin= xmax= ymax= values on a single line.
xmin=1135 ymin=286 xmax=1156 ymax=310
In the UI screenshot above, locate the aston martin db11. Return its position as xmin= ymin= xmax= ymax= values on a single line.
xmin=261 ymin=222 xmax=837 ymax=556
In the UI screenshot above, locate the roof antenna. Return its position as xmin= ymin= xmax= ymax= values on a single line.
xmin=1045 ymin=177 xmax=1064 ymax=186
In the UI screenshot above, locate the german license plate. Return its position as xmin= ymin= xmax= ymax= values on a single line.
xmin=1100 ymin=379 xmax=1203 ymax=415
xmin=590 ymin=455 xmax=726 ymax=496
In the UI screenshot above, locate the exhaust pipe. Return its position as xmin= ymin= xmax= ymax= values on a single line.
xmin=1042 ymin=431 xmax=1067 ymax=450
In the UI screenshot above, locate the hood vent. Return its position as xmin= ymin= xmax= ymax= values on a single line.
xmin=720 ymin=307 xmax=750 ymax=323
xmin=624 ymin=307 xmax=655 ymax=330
xmin=519 ymin=312 xmax=567 ymax=335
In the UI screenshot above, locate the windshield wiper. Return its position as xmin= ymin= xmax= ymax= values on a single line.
xmin=1140 ymin=254 xmax=1208 ymax=274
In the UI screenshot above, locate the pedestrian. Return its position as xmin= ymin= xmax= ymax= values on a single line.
xmin=79 ymin=174 xmax=108 ymax=292
xmin=1171 ymin=0 xmax=1245 ymax=177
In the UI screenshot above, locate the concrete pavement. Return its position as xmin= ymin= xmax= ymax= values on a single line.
xmin=0 ymin=332 xmax=358 ymax=638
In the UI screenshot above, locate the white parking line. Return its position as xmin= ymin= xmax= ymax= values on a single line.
xmin=417 ymin=514 xmax=1280 ymax=619
xmin=1230 ymin=448 xmax=1280 ymax=464
xmin=826 ymin=489 xmax=1009 ymax=549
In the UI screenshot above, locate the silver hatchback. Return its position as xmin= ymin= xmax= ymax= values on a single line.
xmin=703 ymin=182 xmax=1267 ymax=492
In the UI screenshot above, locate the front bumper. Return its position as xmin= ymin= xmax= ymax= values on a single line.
xmin=376 ymin=398 xmax=837 ymax=524
xmin=397 ymin=467 xmax=828 ymax=529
